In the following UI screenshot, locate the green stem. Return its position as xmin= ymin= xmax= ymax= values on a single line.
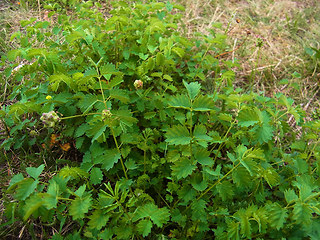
xmin=111 ymin=127 xmax=128 ymax=179
xmin=305 ymin=140 xmax=320 ymax=173
xmin=143 ymin=147 xmax=146 ymax=175
xmin=209 ymin=120 xmax=236 ymax=160
xmin=60 ymin=112 xmax=99 ymax=120
xmin=197 ymin=162 xmax=240 ymax=201
xmin=184 ymin=162 xmax=241 ymax=212
xmin=57 ymin=197 xmax=73 ymax=201
xmin=276 ymin=110 xmax=289 ymax=122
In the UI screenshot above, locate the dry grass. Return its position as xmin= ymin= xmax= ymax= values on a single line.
xmin=177 ymin=0 xmax=320 ymax=117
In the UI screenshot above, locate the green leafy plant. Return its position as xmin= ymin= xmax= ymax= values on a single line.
xmin=2 ymin=1 xmax=320 ymax=239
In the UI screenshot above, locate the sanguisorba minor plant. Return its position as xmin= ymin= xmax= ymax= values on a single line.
xmin=2 ymin=0 xmax=320 ymax=239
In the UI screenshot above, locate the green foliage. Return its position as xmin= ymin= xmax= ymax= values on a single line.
xmin=2 ymin=0 xmax=320 ymax=239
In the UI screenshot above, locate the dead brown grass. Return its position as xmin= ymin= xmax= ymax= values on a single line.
xmin=177 ymin=0 xmax=320 ymax=115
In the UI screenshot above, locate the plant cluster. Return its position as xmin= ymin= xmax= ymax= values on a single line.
xmin=1 ymin=1 xmax=320 ymax=239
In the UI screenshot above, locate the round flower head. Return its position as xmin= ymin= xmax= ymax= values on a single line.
xmin=102 ymin=109 xmax=112 ymax=119
xmin=134 ymin=80 xmax=143 ymax=89
xmin=40 ymin=111 xmax=60 ymax=127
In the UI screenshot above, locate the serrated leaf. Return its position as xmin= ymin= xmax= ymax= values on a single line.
xmin=204 ymin=165 xmax=222 ymax=177
xmin=23 ymin=194 xmax=44 ymax=221
xmin=216 ymin=181 xmax=234 ymax=201
xmin=90 ymin=122 xmax=108 ymax=143
xmin=65 ymin=30 xmax=85 ymax=43
xmin=218 ymin=113 xmax=233 ymax=122
xmin=9 ymin=173 xmax=24 ymax=188
xmin=240 ymin=157 xmax=257 ymax=176
xmin=100 ymin=63 xmax=116 ymax=80
xmin=171 ymin=208 xmax=187 ymax=227
xmin=75 ymin=123 xmax=90 ymax=137
xmin=284 ymin=189 xmax=298 ymax=204
xmin=193 ymin=124 xmax=212 ymax=141
xmin=151 ymin=72 xmax=163 ymax=78
xmin=183 ymin=81 xmax=201 ymax=100
xmin=165 ymin=125 xmax=191 ymax=145
xmin=171 ymin=157 xmax=196 ymax=179
xmin=84 ymin=68 xmax=98 ymax=77
xmin=238 ymin=107 xmax=259 ymax=127
xmin=133 ymin=203 xmax=170 ymax=227
xmin=77 ymin=94 xmax=98 ymax=113
xmin=227 ymin=220 xmax=240 ymax=240
xmin=100 ymin=149 xmax=121 ymax=171
xmin=138 ymin=53 xmax=149 ymax=60
xmin=48 ymin=74 xmax=72 ymax=92
xmin=90 ymin=167 xmax=103 ymax=185
xmin=113 ymin=110 xmax=137 ymax=127
xmin=88 ymin=210 xmax=109 ymax=230
xmin=192 ymin=95 xmax=215 ymax=111
xmin=232 ymin=166 xmax=251 ymax=187
xmin=266 ymin=203 xmax=288 ymax=230
xmin=172 ymin=47 xmax=185 ymax=58
xmin=69 ymin=195 xmax=92 ymax=220
xmin=194 ymin=148 xmax=214 ymax=166
xmin=26 ymin=164 xmax=45 ymax=180
xmin=59 ymin=166 xmax=89 ymax=179
xmin=190 ymin=173 xmax=207 ymax=191
xmin=137 ymin=219 xmax=152 ymax=237
xmin=15 ymin=179 xmax=39 ymax=200
xmin=236 ymin=209 xmax=251 ymax=238
xmin=107 ymin=75 xmax=123 ymax=89
xmin=7 ymin=49 xmax=22 ymax=61
xmin=191 ymin=199 xmax=207 ymax=222
xmin=252 ymin=123 xmax=274 ymax=144
xmin=168 ymin=94 xmax=191 ymax=109
xmin=292 ymin=201 xmax=313 ymax=224
xmin=144 ymin=112 xmax=156 ymax=119
xmin=147 ymin=44 xmax=158 ymax=54
xmin=177 ymin=185 xmax=196 ymax=205
xmin=262 ymin=168 xmax=280 ymax=188
xmin=44 ymin=180 xmax=59 ymax=209
xmin=109 ymin=88 xmax=130 ymax=103
xmin=75 ymin=184 xmax=86 ymax=198
xmin=163 ymin=74 xmax=173 ymax=81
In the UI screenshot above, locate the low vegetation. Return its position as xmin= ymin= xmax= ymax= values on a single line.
xmin=1 ymin=0 xmax=320 ymax=239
